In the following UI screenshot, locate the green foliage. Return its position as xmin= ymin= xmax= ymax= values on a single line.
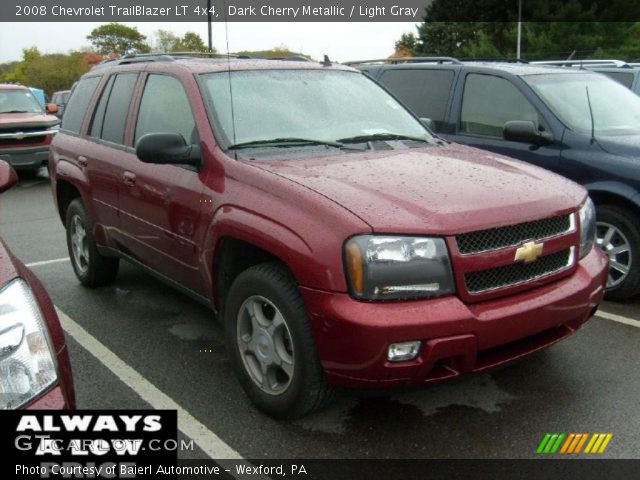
xmin=0 ymin=48 xmax=94 ymax=96
xmin=404 ymin=0 xmax=640 ymax=60
xmin=87 ymin=23 xmax=150 ymax=56
xmin=152 ymin=30 xmax=210 ymax=53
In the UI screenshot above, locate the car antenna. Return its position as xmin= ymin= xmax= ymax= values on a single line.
xmin=223 ymin=0 xmax=238 ymax=159
xmin=585 ymin=86 xmax=596 ymax=144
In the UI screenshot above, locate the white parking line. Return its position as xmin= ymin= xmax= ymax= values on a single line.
xmin=26 ymin=257 xmax=69 ymax=268
xmin=55 ymin=307 xmax=243 ymax=460
xmin=596 ymin=310 xmax=640 ymax=329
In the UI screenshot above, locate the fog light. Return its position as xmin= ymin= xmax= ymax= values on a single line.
xmin=387 ymin=341 xmax=421 ymax=362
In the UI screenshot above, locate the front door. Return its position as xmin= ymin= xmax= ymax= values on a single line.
xmin=119 ymin=73 xmax=206 ymax=295
xmin=444 ymin=72 xmax=562 ymax=173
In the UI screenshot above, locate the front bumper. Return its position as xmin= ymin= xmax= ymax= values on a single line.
xmin=0 ymin=145 xmax=50 ymax=170
xmin=301 ymin=248 xmax=608 ymax=388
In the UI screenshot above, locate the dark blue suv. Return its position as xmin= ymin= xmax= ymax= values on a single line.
xmin=350 ymin=58 xmax=640 ymax=300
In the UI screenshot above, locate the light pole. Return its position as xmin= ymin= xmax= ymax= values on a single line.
xmin=207 ymin=0 xmax=213 ymax=52
xmin=517 ymin=0 xmax=522 ymax=60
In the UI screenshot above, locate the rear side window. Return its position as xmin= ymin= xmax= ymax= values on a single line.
xmin=600 ymin=71 xmax=634 ymax=89
xmin=135 ymin=75 xmax=196 ymax=146
xmin=378 ymin=69 xmax=454 ymax=130
xmin=90 ymin=73 xmax=137 ymax=145
xmin=461 ymin=73 xmax=539 ymax=136
xmin=61 ymin=76 xmax=101 ymax=134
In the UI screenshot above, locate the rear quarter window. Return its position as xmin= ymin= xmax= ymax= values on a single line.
xmin=599 ymin=71 xmax=635 ymax=89
xmin=61 ymin=76 xmax=101 ymax=134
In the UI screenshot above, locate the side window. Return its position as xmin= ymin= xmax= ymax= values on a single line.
xmin=378 ymin=69 xmax=454 ymax=131
xmin=601 ymin=71 xmax=634 ymax=89
xmin=61 ymin=76 xmax=101 ymax=134
xmin=90 ymin=76 xmax=115 ymax=139
xmin=90 ymin=73 xmax=137 ymax=145
xmin=135 ymin=75 xmax=196 ymax=146
xmin=461 ymin=74 xmax=539 ymax=137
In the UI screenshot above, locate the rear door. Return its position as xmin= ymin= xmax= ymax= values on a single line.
xmin=84 ymin=72 xmax=140 ymax=245
xmin=376 ymin=68 xmax=457 ymax=133
xmin=445 ymin=72 xmax=562 ymax=172
xmin=118 ymin=73 xmax=206 ymax=295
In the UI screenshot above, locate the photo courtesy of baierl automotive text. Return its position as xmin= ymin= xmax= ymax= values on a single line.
xmin=0 ymin=1 xmax=639 ymax=479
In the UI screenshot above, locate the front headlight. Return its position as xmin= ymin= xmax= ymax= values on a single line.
xmin=579 ymin=198 xmax=596 ymax=259
xmin=0 ymin=279 xmax=58 ymax=409
xmin=345 ymin=235 xmax=455 ymax=300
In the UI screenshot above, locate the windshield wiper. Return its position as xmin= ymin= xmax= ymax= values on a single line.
xmin=337 ymin=133 xmax=433 ymax=144
xmin=0 ymin=110 xmax=32 ymax=114
xmin=228 ymin=137 xmax=347 ymax=150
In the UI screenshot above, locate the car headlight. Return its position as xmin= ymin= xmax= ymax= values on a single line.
xmin=578 ymin=198 xmax=596 ymax=259
xmin=0 ymin=279 xmax=58 ymax=409
xmin=345 ymin=235 xmax=455 ymax=300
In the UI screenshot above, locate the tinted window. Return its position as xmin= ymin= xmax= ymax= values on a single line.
xmin=379 ymin=69 xmax=454 ymax=129
xmin=100 ymin=74 xmax=137 ymax=144
xmin=61 ymin=76 xmax=101 ymax=134
xmin=135 ymin=75 xmax=196 ymax=145
xmin=600 ymin=71 xmax=634 ymax=89
xmin=90 ymin=76 xmax=114 ymax=139
xmin=461 ymin=74 xmax=539 ymax=136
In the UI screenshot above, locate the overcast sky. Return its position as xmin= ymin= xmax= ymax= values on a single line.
xmin=0 ymin=22 xmax=417 ymax=63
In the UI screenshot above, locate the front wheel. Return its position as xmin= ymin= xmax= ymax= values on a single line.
xmin=65 ymin=198 xmax=119 ymax=288
xmin=224 ymin=262 xmax=334 ymax=418
xmin=596 ymin=204 xmax=640 ymax=300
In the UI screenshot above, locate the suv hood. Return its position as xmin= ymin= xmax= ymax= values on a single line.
xmin=0 ymin=112 xmax=59 ymax=129
xmin=597 ymin=134 xmax=640 ymax=157
xmin=251 ymin=143 xmax=585 ymax=234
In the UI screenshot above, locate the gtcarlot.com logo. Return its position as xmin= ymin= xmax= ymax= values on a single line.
xmin=2 ymin=410 xmax=178 ymax=478
xmin=536 ymin=432 xmax=613 ymax=454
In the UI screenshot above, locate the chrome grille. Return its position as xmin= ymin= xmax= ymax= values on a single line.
xmin=465 ymin=249 xmax=573 ymax=294
xmin=456 ymin=215 xmax=572 ymax=255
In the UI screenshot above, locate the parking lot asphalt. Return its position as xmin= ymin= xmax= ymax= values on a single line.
xmin=1 ymin=170 xmax=639 ymax=460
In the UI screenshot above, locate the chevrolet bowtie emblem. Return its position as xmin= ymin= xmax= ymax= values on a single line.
xmin=515 ymin=241 xmax=544 ymax=263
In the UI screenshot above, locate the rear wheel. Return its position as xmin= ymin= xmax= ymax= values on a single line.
xmin=596 ymin=204 xmax=640 ymax=300
xmin=65 ymin=198 xmax=119 ymax=287
xmin=224 ymin=262 xmax=334 ymax=418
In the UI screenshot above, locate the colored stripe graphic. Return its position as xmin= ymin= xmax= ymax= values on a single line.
xmin=585 ymin=433 xmax=613 ymax=454
xmin=539 ymin=433 xmax=613 ymax=454
xmin=537 ymin=433 xmax=565 ymax=454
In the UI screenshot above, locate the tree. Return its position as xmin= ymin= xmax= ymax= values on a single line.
xmin=176 ymin=32 xmax=208 ymax=52
xmin=403 ymin=0 xmax=640 ymax=60
xmin=235 ymin=45 xmax=308 ymax=59
xmin=152 ymin=30 xmax=210 ymax=53
xmin=87 ymin=23 xmax=149 ymax=56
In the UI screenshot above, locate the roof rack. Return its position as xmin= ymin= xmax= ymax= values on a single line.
xmin=461 ymin=58 xmax=529 ymax=64
xmin=91 ymin=51 xmax=239 ymax=69
xmin=344 ymin=56 xmax=462 ymax=66
xmin=530 ymin=59 xmax=632 ymax=68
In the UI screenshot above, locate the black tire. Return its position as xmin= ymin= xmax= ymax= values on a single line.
xmin=65 ymin=198 xmax=119 ymax=288
xmin=224 ymin=262 xmax=334 ymax=418
xmin=596 ymin=204 xmax=640 ymax=300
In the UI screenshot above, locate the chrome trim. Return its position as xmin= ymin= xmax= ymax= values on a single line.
xmin=466 ymin=247 xmax=576 ymax=294
xmin=0 ymin=130 xmax=57 ymax=139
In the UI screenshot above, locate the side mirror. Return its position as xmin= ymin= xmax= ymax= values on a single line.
xmin=46 ymin=103 xmax=58 ymax=114
xmin=420 ymin=117 xmax=435 ymax=130
xmin=135 ymin=133 xmax=201 ymax=167
xmin=503 ymin=120 xmax=553 ymax=146
xmin=0 ymin=160 xmax=18 ymax=193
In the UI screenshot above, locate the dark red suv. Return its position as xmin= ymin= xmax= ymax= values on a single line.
xmin=49 ymin=54 xmax=608 ymax=418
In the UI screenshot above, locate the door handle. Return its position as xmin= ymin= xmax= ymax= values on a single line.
xmin=123 ymin=171 xmax=136 ymax=186
xmin=77 ymin=155 xmax=88 ymax=167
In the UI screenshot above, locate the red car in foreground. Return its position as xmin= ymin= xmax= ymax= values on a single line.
xmin=0 ymin=160 xmax=74 ymax=409
xmin=50 ymin=55 xmax=607 ymax=418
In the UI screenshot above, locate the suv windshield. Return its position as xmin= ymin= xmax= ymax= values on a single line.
xmin=524 ymin=73 xmax=640 ymax=136
xmin=0 ymin=89 xmax=43 ymax=114
xmin=200 ymin=69 xmax=432 ymax=151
